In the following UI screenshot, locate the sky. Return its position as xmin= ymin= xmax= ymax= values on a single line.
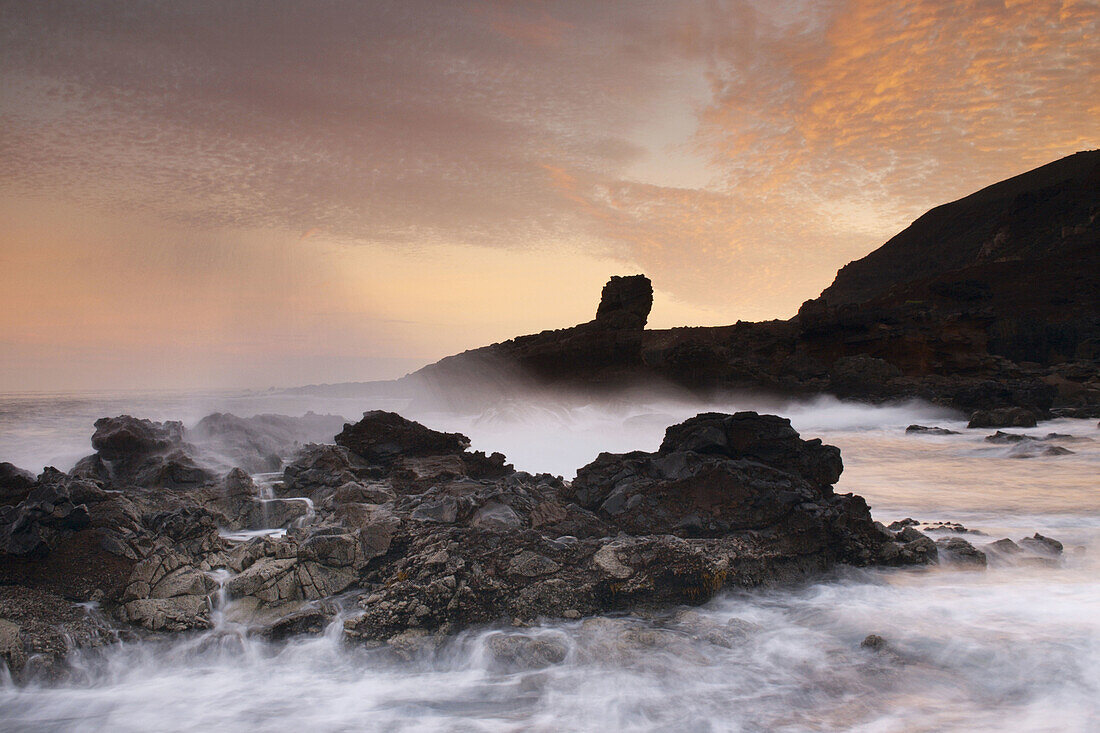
xmin=1 ymin=0 xmax=1097 ymax=391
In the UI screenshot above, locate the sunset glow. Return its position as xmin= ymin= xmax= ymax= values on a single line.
xmin=2 ymin=0 xmax=1096 ymax=389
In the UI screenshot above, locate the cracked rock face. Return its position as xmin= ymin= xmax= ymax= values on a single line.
xmin=337 ymin=410 xmax=932 ymax=641
xmin=568 ymin=412 xmax=845 ymax=538
xmin=72 ymin=415 xmax=215 ymax=489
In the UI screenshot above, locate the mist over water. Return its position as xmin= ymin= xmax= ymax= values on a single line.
xmin=1 ymin=387 xmax=1098 ymax=731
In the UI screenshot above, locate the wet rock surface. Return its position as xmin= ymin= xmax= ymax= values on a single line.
xmin=905 ymin=425 xmax=959 ymax=435
xmin=0 ymin=463 xmax=36 ymax=507
xmin=188 ymin=411 xmax=347 ymax=473
xmin=968 ymin=407 xmax=1039 ymax=429
xmin=0 ymin=408 xmax=1068 ymax=679
xmin=71 ymin=415 xmax=216 ymax=488
xmin=0 ymin=586 xmax=116 ymax=683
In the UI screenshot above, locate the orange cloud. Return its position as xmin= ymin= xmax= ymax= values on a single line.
xmin=693 ymin=0 xmax=1098 ymax=206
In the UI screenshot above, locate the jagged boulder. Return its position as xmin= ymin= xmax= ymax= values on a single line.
xmin=334 ymin=411 xmax=510 ymax=484
xmin=0 ymin=481 xmax=91 ymax=557
xmin=74 ymin=415 xmax=215 ymax=488
xmin=594 ymin=274 xmax=653 ymax=330
xmin=967 ymin=407 xmax=1039 ymax=428
xmin=906 ymin=425 xmax=959 ymax=435
xmin=277 ymin=443 xmax=365 ymax=500
xmin=569 ymin=412 xmax=844 ymax=537
xmin=336 ymin=410 xmax=470 ymax=465
xmin=117 ymin=546 xmax=216 ymax=631
xmin=0 ymin=462 xmax=36 ymax=506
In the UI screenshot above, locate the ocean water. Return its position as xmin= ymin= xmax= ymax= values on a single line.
xmin=1 ymin=389 xmax=1098 ymax=732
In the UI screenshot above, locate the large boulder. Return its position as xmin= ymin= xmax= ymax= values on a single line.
xmin=967 ymin=407 xmax=1039 ymax=428
xmin=594 ymin=274 xmax=653 ymax=330
xmin=659 ymin=412 xmax=842 ymax=488
xmin=569 ymin=412 xmax=845 ymax=537
xmin=117 ymin=546 xmax=215 ymax=631
xmin=335 ymin=411 xmax=470 ymax=465
xmin=332 ymin=411 xmax=510 ymax=486
xmin=75 ymin=416 xmax=215 ymax=488
xmin=0 ymin=462 xmax=36 ymax=506
xmin=276 ymin=443 xmax=364 ymax=501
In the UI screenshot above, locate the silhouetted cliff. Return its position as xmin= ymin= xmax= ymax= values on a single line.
xmin=302 ymin=151 xmax=1099 ymax=416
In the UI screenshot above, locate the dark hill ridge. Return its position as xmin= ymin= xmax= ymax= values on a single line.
xmin=820 ymin=150 xmax=1099 ymax=307
xmin=294 ymin=151 xmax=1099 ymax=418
xmin=805 ymin=149 xmax=1099 ymax=370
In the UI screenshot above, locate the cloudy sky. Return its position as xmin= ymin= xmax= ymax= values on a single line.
xmin=1 ymin=0 xmax=1096 ymax=390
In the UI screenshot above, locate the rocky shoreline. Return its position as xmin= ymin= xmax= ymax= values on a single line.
xmin=0 ymin=408 xmax=1070 ymax=682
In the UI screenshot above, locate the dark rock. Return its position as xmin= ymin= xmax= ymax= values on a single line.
xmin=243 ymin=499 xmax=309 ymax=530
xmin=905 ymin=425 xmax=959 ymax=435
xmin=935 ymin=537 xmax=987 ymax=567
xmin=1041 ymin=433 xmax=1094 ymax=443
xmin=1050 ymin=406 xmax=1100 ymax=419
xmin=924 ymin=521 xmax=979 ymax=534
xmin=570 ymin=412 xmax=848 ymax=538
xmin=211 ymin=468 xmax=259 ymax=527
xmin=968 ymin=408 xmax=1038 ymax=429
xmin=485 ymin=633 xmax=568 ymax=671
xmin=0 ymin=462 xmax=36 ymax=506
xmin=830 ymin=355 xmax=901 ymax=398
xmin=1019 ymin=533 xmax=1063 ymax=555
xmin=594 ymin=274 xmax=653 ymax=330
xmin=411 ymin=497 xmax=459 ymax=524
xmin=985 ymin=431 xmax=1036 ymax=443
xmin=335 ymin=411 xmax=470 ymax=465
xmin=333 ymin=481 xmax=396 ymax=506
xmin=0 ymin=482 xmax=91 ymax=558
xmin=470 ymin=501 xmax=523 ymax=531
xmin=298 ymin=533 xmax=358 ymax=567
xmin=328 ymin=413 xmax=515 ymax=495
xmin=893 ymin=526 xmax=939 ymax=563
xmin=887 ymin=518 xmax=920 ymax=530
xmin=91 ymin=416 xmax=184 ymax=458
xmin=1006 ymin=443 xmax=1075 ymax=458
xmin=507 ymin=550 xmax=561 ymax=578
xmin=79 ymin=415 xmax=216 ymax=488
xmin=403 ymin=275 xmax=655 ymax=401
xmin=276 ymin=444 xmax=365 ymax=501
xmin=260 ymin=606 xmax=335 ymax=640
xmin=0 ymin=477 xmax=138 ymax=601
xmin=354 ymin=509 xmax=400 ymax=560
xmin=0 ymin=586 xmax=116 ymax=682
xmin=861 ymin=634 xmax=888 ymax=651
xmin=658 ymin=412 xmax=843 ymax=488
xmin=987 ymin=538 xmax=1022 ymax=555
